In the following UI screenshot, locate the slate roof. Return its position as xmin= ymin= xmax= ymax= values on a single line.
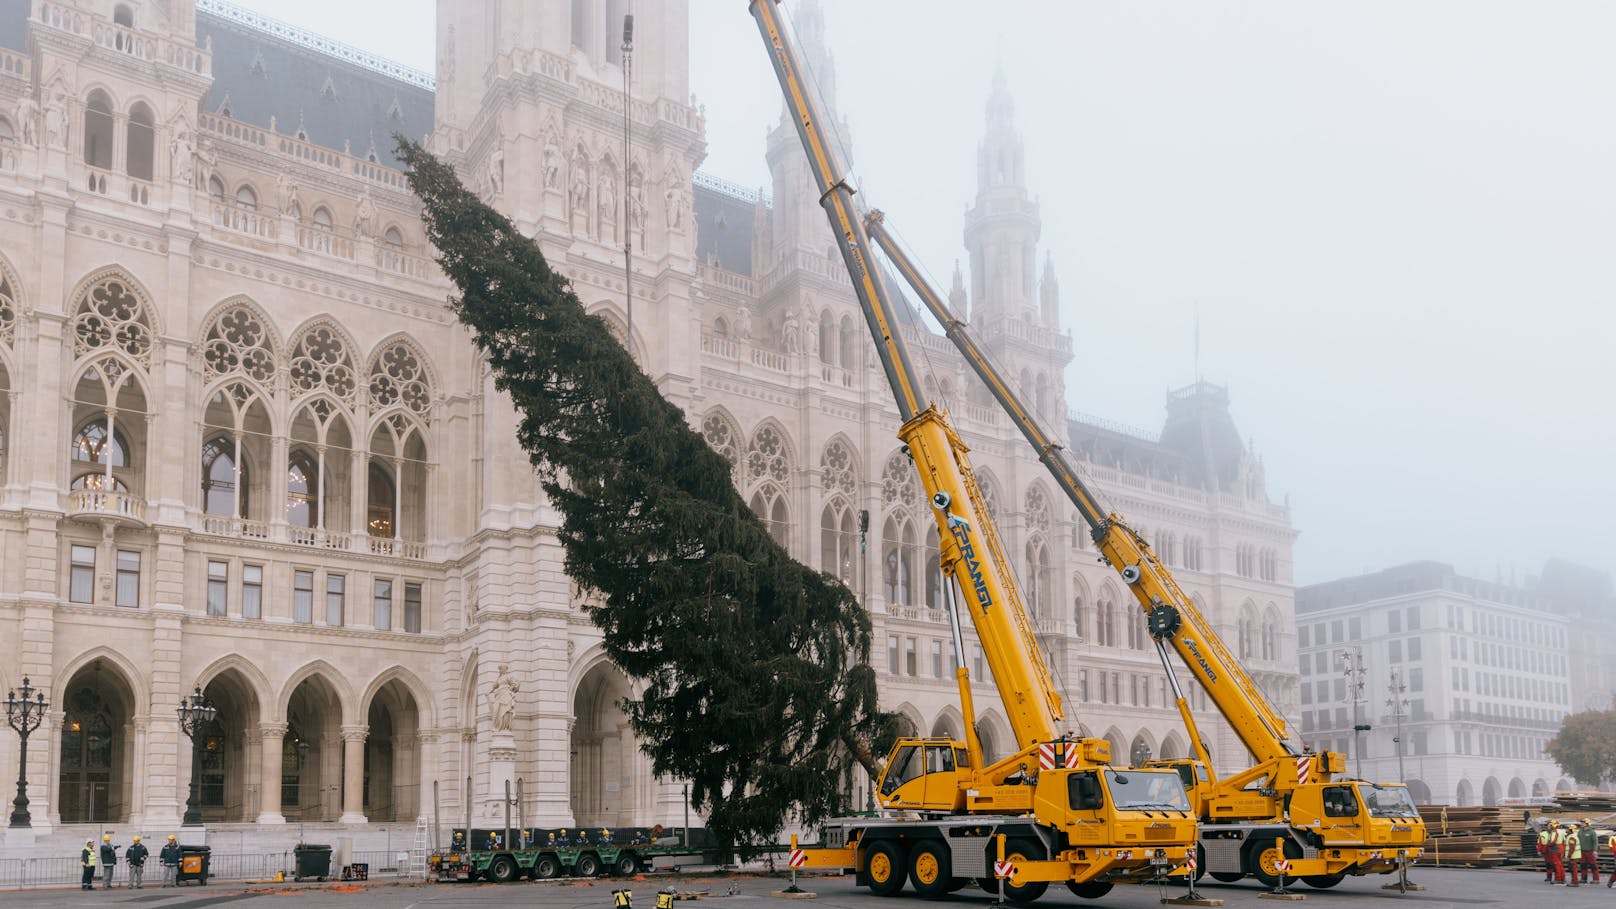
xmin=196 ymin=4 xmax=434 ymax=168
xmin=692 ymin=177 xmax=756 ymax=276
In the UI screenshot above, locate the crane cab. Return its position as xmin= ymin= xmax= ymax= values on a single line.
xmin=876 ymin=738 xmax=972 ymax=813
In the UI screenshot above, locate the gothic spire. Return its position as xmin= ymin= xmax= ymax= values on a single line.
xmin=1039 ymin=253 xmax=1059 ymax=326
xmin=977 ymin=62 xmax=1025 ymax=192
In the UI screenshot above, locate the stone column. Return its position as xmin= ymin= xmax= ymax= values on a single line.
xmin=127 ymin=716 xmax=148 ymax=826
xmin=339 ymin=725 xmax=368 ymax=824
xmin=256 ymin=723 xmax=286 ymax=824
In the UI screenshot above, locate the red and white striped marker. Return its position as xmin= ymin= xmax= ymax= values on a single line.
xmin=1038 ymin=743 xmax=1056 ymax=770
xmin=1185 ymin=852 xmax=1197 ymax=874
xmin=1275 ymin=858 xmax=1290 ymax=874
xmin=788 ymin=849 xmax=806 ymax=869
xmin=994 ymin=860 xmax=1015 ymax=879
xmin=1294 ymin=756 xmax=1312 ymax=784
xmin=1064 ymin=745 xmax=1081 ymax=769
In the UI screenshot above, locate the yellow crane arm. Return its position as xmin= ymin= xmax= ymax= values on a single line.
xmin=749 ymin=0 xmax=1063 ymax=750
xmin=865 ymin=214 xmax=1305 ymax=768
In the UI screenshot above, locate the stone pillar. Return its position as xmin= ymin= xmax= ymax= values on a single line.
xmin=127 ymin=716 xmax=148 ymax=826
xmin=484 ymin=730 xmax=516 ymax=825
xmin=257 ymin=723 xmax=287 ymax=824
xmin=339 ymin=725 xmax=367 ymax=824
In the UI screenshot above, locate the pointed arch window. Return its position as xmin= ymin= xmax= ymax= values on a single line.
xmin=820 ymin=499 xmax=858 ymax=588
xmin=367 ymin=461 xmax=395 ymax=538
xmin=201 ymin=435 xmax=249 ymax=517
xmin=83 ymin=90 xmax=114 ymax=169
xmin=125 ymin=102 xmax=154 ymax=181
xmin=286 ymin=450 xmax=319 ymax=528
xmin=72 ymin=420 xmax=129 ymax=467
xmin=235 ymin=185 xmax=258 ymax=210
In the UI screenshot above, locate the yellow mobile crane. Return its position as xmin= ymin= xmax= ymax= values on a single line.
xmin=860 ymin=174 xmax=1427 ymax=892
xmin=750 ymin=1 xmax=1197 ymax=903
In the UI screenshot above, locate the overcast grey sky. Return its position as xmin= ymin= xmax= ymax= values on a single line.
xmin=240 ymin=1 xmax=1615 ymax=588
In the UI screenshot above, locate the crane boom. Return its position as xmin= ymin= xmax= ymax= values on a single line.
xmin=749 ymin=0 xmax=1063 ymax=750
xmin=865 ymin=215 xmax=1303 ymax=767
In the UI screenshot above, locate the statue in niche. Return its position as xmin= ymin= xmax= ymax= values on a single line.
xmin=663 ymin=167 xmax=686 ymax=230
xmin=489 ymin=664 xmax=520 ymax=733
xmin=15 ymin=96 xmax=38 ymax=145
xmin=487 ymin=144 xmax=505 ymax=195
xmin=736 ymin=304 xmax=753 ymax=341
xmin=542 ymin=138 xmax=561 ymax=189
xmin=169 ymin=129 xmax=194 ymax=184
xmin=275 ymin=171 xmax=300 ymax=213
xmin=43 ymin=90 xmax=66 ymax=149
xmin=781 ymin=307 xmax=801 ymax=354
xmin=353 ymin=191 xmax=377 ymax=238
xmin=569 ymin=152 xmax=590 ymax=218
xmin=597 ymin=172 xmax=616 ymax=225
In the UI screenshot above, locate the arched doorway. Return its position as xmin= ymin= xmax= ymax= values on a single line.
xmin=1482 ymin=777 xmax=1501 ymax=807
xmin=282 ymin=675 xmax=343 ymax=821
xmin=1129 ymin=733 xmax=1154 ymax=766
xmin=1532 ymin=779 xmax=1548 ymax=797
xmin=571 ymin=663 xmax=637 ymax=828
xmin=1507 ymin=778 xmax=1524 ymax=799
xmin=364 ymin=678 xmax=422 ymax=822
xmin=1455 ymin=778 xmax=1473 ymax=807
xmin=1406 ymin=779 xmax=1432 ymax=804
xmin=58 ymin=660 xmax=138 ymax=823
xmin=199 ymin=669 xmax=262 ymax=822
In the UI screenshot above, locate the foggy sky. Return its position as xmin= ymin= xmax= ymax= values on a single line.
xmin=242 ymin=1 xmax=1616 ymax=589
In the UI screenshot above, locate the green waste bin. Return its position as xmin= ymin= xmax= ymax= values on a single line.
xmin=293 ymin=844 xmax=332 ymax=882
xmin=176 ymin=845 xmax=211 ymax=886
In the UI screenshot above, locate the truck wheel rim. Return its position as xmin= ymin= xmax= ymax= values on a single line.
xmin=915 ymin=852 xmax=940 ymax=884
xmin=870 ymin=853 xmax=893 ymax=883
xmin=1259 ymin=848 xmax=1283 ymax=875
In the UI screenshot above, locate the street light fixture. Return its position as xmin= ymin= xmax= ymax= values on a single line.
xmin=5 ymin=677 xmax=48 ymax=828
xmin=1338 ymin=647 xmax=1369 ymax=777
xmin=1386 ymin=668 xmax=1409 ymax=784
xmin=176 ymin=685 xmax=217 ymax=827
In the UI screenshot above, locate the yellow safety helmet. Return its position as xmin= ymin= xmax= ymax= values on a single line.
xmin=132 ymin=835 xmax=141 ymax=842
xmin=167 ymin=835 xmax=176 ymax=841
xmin=602 ymin=829 xmax=611 ymax=835
xmin=103 ymin=834 xmax=112 ymax=841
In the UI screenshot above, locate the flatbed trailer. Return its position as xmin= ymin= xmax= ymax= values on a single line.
xmin=431 ymin=842 xmax=701 ymax=883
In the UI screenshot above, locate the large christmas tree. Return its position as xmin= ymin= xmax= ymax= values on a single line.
xmin=398 ymin=139 xmax=895 ymax=856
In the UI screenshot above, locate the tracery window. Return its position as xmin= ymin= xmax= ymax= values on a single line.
xmin=882 ymin=512 xmax=917 ymax=607
xmin=368 ymin=340 xmax=432 ymax=417
xmin=289 ymin=323 xmax=356 ymax=400
xmin=748 ymin=483 xmax=789 ymax=548
xmin=1026 ymin=485 xmax=1050 ymax=533
xmin=1025 ymin=537 xmax=1051 ymax=619
xmin=202 ymin=305 xmax=275 ymax=383
xmin=880 ymin=450 xmax=920 ymax=510
xmin=72 ymin=275 xmax=153 ymax=366
xmin=701 ymin=412 xmax=740 ymax=470
xmin=367 ymin=411 xmax=428 ymax=542
xmin=820 ymin=439 xmax=857 ymax=499
xmin=745 ymin=424 xmax=790 ymax=486
xmin=201 ymin=436 xmax=248 ymax=517
xmin=820 ymin=498 xmax=858 ymax=586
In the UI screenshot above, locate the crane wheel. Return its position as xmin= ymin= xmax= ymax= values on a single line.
xmin=1209 ymin=872 xmax=1244 ymax=883
xmin=865 ymin=842 xmax=906 ymax=896
xmin=1247 ymin=838 xmax=1302 ymax=889
xmin=1066 ymin=881 xmax=1114 ymax=899
xmin=907 ymin=841 xmax=952 ymax=899
xmin=1002 ymin=838 xmax=1049 ymax=904
xmin=1303 ymin=874 xmax=1345 ymax=889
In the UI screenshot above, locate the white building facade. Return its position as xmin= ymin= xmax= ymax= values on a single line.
xmin=1296 ymin=561 xmax=1575 ymax=806
xmin=0 ymin=0 xmax=1297 ymax=843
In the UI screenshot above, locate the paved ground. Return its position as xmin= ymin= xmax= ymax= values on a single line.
xmin=0 ymin=866 xmax=1605 ymax=908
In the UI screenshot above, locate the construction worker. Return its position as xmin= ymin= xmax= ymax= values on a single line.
xmin=1564 ymin=821 xmax=1582 ymax=886
xmin=159 ymin=834 xmax=181 ymax=887
xmin=1544 ymin=820 xmax=1565 ymax=884
xmin=601 ymin=829 xmax=614 ymax=846
xmin=125 ymin=835 xmax=148 ymax=888
xmin=99 ymin=833 xmax=119 ymax=889
xmin=1577 ymin=820 xmax=1600 ymax=884
xmin=1607 ymin=828 xmax=1616 ymax=888
xmin=1539 ymin=822 xmax=1557 ymax=882
xmin=80 ymin=839 xmax=97 ymax=890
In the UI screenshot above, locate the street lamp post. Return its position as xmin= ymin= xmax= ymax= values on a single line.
xmin=5 ymin=677 xmax=48 ymax=828
xmin=1338 ymin=647 xmax=1369 ymax=777
xmin=1386 ymin=668 xmax=1409 ymax=784
xmin=176 ymin=686 xmax=217 ymax=828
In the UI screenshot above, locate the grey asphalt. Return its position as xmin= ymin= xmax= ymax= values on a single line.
xmin=0 ymin=866 xmax=1601 ymax=908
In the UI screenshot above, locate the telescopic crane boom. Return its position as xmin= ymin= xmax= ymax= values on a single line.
xmin=748 ymin=1 xmax=1198 ymax=902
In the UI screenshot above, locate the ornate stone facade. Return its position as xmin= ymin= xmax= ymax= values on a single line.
xmin=0 ymin=0 xmax=1296 ymax=841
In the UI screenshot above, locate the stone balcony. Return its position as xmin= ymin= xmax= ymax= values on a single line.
xmin=65 ymin=489 xmax=148 ymax=526
xmin=198 ymin=515 xmax=429 ymax=560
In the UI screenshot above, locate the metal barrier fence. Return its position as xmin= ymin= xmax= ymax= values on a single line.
xmin=0 ymin=852 xmax=299 ymax=891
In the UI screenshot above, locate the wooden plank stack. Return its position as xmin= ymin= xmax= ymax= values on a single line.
xmin=1415 ymin=805 xmax=1530 ymax=867
xmin=1551 ymin=792 xmax=1616 ymax=814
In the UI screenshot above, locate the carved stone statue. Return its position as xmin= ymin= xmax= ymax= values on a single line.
xmin=487 ymin=145 xmax=504 ymax=195
xmin=43 ymin=90 xmax=66 ymax=149
xmin=663 ymin=167 xmax=687 ymax=230
xmin=736 ymin=304 xmax=754 ymax=341
xmin=597 ymin=173 xmax=616 ymax=224
xmin=169 ymin=129 xmax=194 ymax=184
xmin=489 ymin=664 xmax=519 ymax=733
xmin=15 ymin=96 xmax=38 ymax=146
xmin=277 ymin=173 xmax=301 ymax=215
xmin=542 ymin=138 xmax=561 ymax=189
xmin=353 ymin=191 xmax=377 ymax=238
xmin=569 ymin=152 xmax=590 ymax=216
xmin=781 ymin=307 xmax=801 ymax=354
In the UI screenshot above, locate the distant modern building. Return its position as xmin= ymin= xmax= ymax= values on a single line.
xmin=1297 ymin=562 xmax=1574 ymax=805
xmin=0 ymin=0 xmax=1296 ymax=847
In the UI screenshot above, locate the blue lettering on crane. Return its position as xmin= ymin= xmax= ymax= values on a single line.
xmin=1182 ymin=637 xmax=1218 ymax=684
xmin=947 ymin=513 xmax=993 ymax=612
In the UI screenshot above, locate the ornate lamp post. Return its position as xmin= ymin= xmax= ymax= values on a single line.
xmin=1338 ymin=647 xmax=1369 ymax=777
xmin=176 ymin=686 xmax=217 ymax=827
xmin=1386 ymin=668 xmax=1409 ymax=784
xmin=5 ymin=677 xmax=48 ymax=828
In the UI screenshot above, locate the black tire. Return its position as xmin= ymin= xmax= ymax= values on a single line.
xmin=907 ymin=840 xmax=952 ymax=899
xmin=1210 ymin=872 xmax=1243 ymax=883
xmin=1065 ymin=881 xmax=1113 ymax=899
xmin=1002 ymin=838 xmax=1049 ymax=904
xmin=535 ymin=855 xmax=561 ymax=879
xmin=1246 ymin=838 xmax=1302 ymax=889
xmin=1303 ymin=874 xmax=1345 ymax=889
xmin=489 ymin=856 xmax=518 ymax=884
xmin=1195 ymin=843 xmax=1208 ymax=881
xmin=865 ymin=841 xmax=906 ymax=897
xmin=615 ymin=854 xmax=638 ymax=876
xmin=575 ymin=853 xmax=602 ymax=878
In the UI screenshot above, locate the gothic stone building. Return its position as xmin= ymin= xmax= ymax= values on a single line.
xmin=0 ymin=0 xmax=1297 ymax=839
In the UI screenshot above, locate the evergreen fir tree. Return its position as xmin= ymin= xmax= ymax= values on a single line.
xmin=397 ymin=139 xmax=897 ymax=857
